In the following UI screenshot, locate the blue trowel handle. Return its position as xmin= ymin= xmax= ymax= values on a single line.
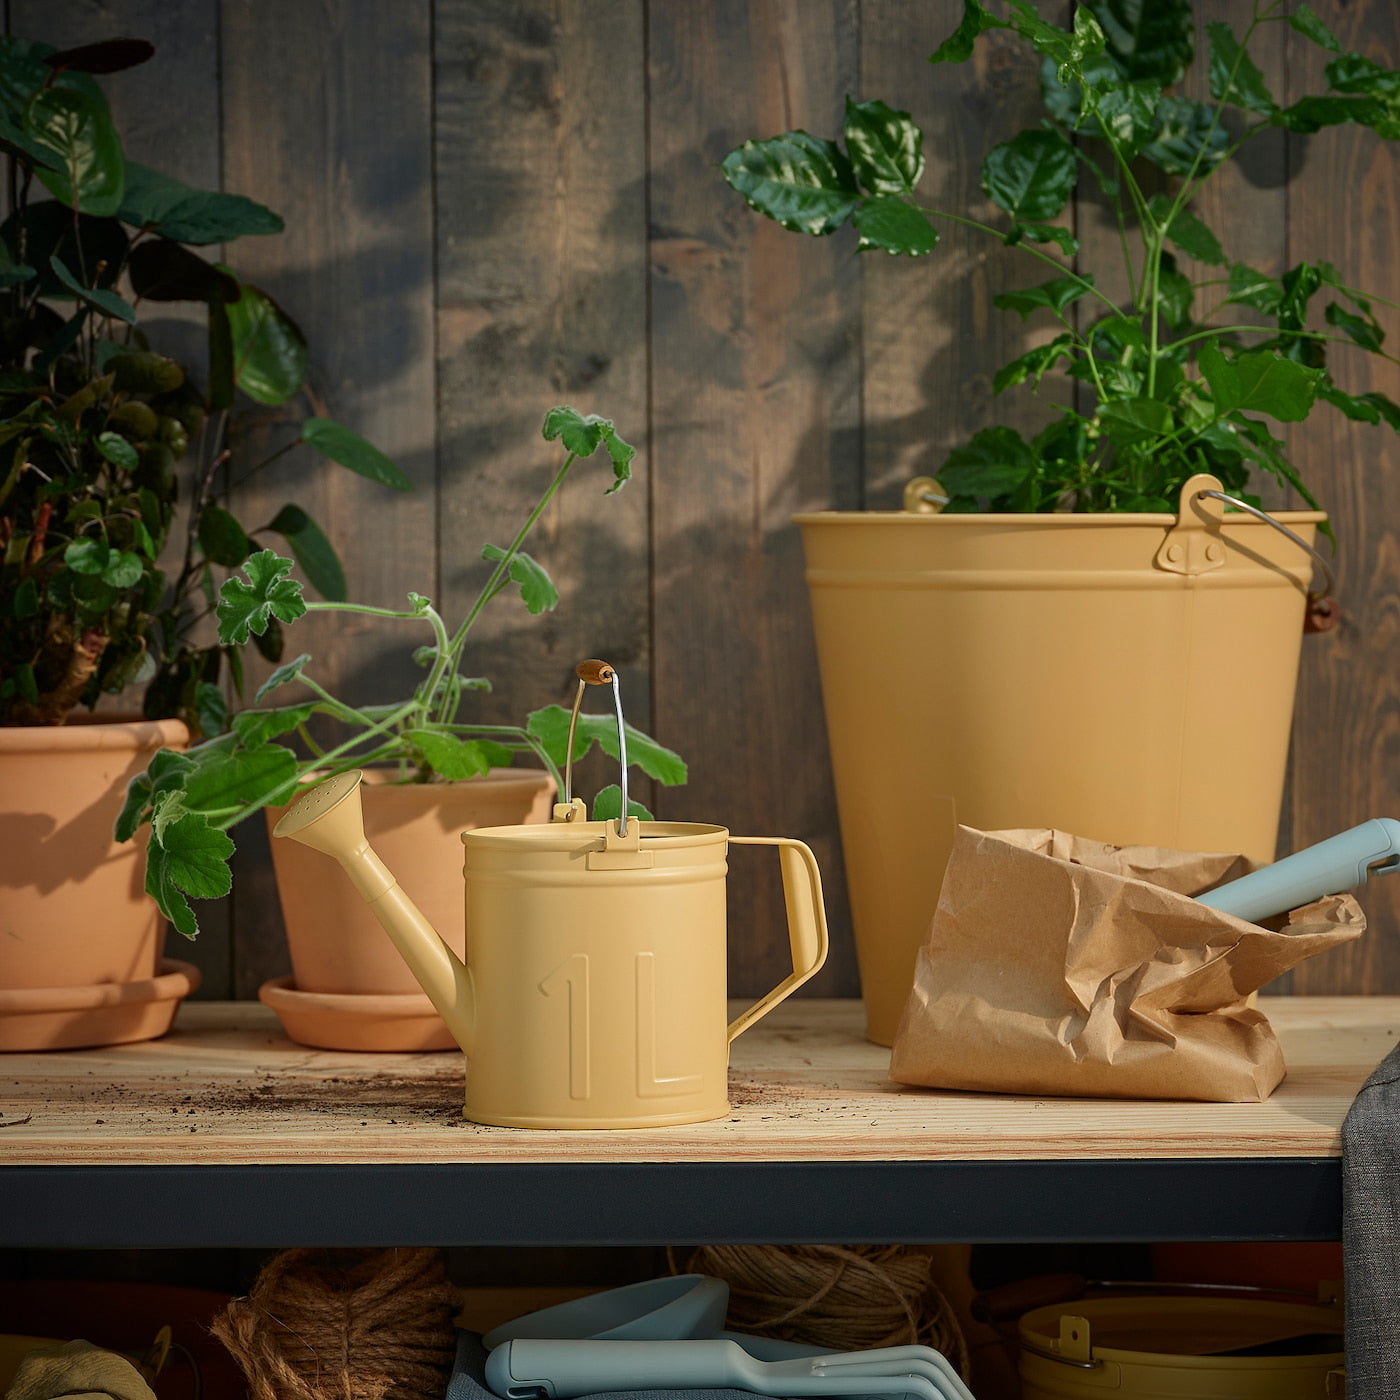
xmin=1197 ymin=817 xmax=1400 ymax=924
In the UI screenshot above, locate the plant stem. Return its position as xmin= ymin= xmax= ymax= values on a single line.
xmin=437 ymin=449 xmax=581 ymax=723
xmin=915 ymin=205 xmax=1123 ymax=316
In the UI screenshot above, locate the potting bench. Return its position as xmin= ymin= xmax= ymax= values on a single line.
xmin=0 ymin=996 xmax=1390 ymax=1247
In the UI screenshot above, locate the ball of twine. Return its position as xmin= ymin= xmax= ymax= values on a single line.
xmin=211 ymin=1247 xmax=460 ymax=1400
xmin=676 ymin=1245 xmax=969 ymax=1381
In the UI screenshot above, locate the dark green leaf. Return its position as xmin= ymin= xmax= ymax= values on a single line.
xmin=1325 ymin=300 xmax=1384 ymax=353
xmin=101 ymin=549 xmax=143 ymax=588
xmin=1156 ymin=252 xmax=1194 ymax=329
xmin=937 ymin=425 xmax=1036 ymax=499
xmin=181 ymin=741 xmax=299 ymax=815
xmin=526 ymin=704 xmax=688 ymax=786
xmin=231 ymin=703 xmax=317 ymax=749
xmin=1006 ymin=2 xmax=1104 ymax=84
xmin=1326 ymin=53 xmax=1400 ymax=97
xmin=1206 ymin=22 xmax=1275 ymax=113
xmin=408 ymin=731 xmax=514 ymax=781
xmin=64 ymin=538 xmax=108 ymax=575
xmin=251 ymin=615 xmax=283 ymax=664
xmin=1289 ymin=5 xmax=1341 ymax=53
xmin=852 ymin=196 xmax=938 ymax=255
xmin=843 ymin=97 xmax=924 ymax=195
xmin=981 ymin=130 xmax=1078 ymax=222
xmin=1224 ymin=262 xmax=1282 ymax=314
xmin=994 ymin=274 xmax=1093 ymax=319
xmin=44 ymin=38 xmax=154 ymax=76
xmin=299 ymin=416 xmax=412 ymax=491
xmin=1098 ymin=396 xmax=1172 ymax=446
xmin=108 ymin=349 xmax=184 ymax=394
xmin=49 ymin=252 xmax=136 ymax=324
xmin=12 ymin=575 xmax=37 ymax=619
xmin=1198 ymin=344 xmax=1324 ymax=422
xmin=719 ymin=131 xmax=858 ymax=236
xmin=128 ymin=238 xmax=239 ymax=303
xmin=119 ymin=163 xmax=283 ymax=244
xmin=198 ymin=504 xmax=252 ymax=568
xmin=1085 ymin=0 xmax=1193 ymax=85
xmin=482 ymin=543 xmax=559 ymax=615
xmin=1142 ymin=96 xmax=1230 ymax=175
xmin=194 ymin=681 xmax=229 ymax=738
xmin=255 ymin=652 xmax=312 ymax=702
xmin=992 ymin=333 xmax=1075 ymax=395
xmin=1006 ymin=221 xmax=1079 ymax=256
xmin=25 ymin=86 xmax=124 ymax=216
xmin=0 ymin=110 xmax=64 ymax=171
xmin=225 ymin=277 xmax=308 ymax=406
xmin=929 ymin=0 xmax=1009 ymax=64
xmin=216 ymin=549 xmax=307 ymax=645
xmin=590 ymin=785 xmax=655 ymax=823
xmin=1088 ymin=78 xmax=1161 ymax=158
xmin=1147 ymin=193 xmax=1225 ymax=266
xmin=265 ymin=503 xmax=346 ymax=601
xmin=1277 ymin=94 xmax=1387 ymax=134
xmin=207 ymin=293 xmax=234 ymax=411
xmin=145 ymin=812 xmax=234 ymax=937
xmin=96 ymin=431 xmax=139 ymax=471
xmin=2 ymin=201 xmax=127 ymax=300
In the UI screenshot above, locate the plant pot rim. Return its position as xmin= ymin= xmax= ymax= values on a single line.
xmin=0 ymin=715 xmax=189 ymax=753
xmin=0 ymin=958 xmax=198 ymax=1014
xmin=793 ymin=507 xmax=1329 ymax=527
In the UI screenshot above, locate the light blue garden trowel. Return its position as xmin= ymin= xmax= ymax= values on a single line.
xmin=1197 ymin=817 xmax=1400 ymax=924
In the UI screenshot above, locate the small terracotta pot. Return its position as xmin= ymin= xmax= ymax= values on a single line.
xmin=263 ymin=766 xmax=555 ymax=1050
xmin=0 ymin=715 xmax=196 ymax=1051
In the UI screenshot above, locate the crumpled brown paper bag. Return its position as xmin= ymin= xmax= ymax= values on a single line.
xmin=889 ymin=825 xmax=1367 ymax=1102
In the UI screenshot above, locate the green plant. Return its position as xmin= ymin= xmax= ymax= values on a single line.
xmin=721 ymin=0 xmax=1400 ymax=520
xmin=0 ymin=35 xmax=409 ymax=730
xmin=118 ymin=406 xmax=687 ymax=938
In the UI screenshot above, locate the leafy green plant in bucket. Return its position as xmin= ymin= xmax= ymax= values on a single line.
xmin=0 ymin=35 xmax=409 ymax=731
xmin=118 ymin=406 xmax=687 ymax=938
xmin=720 ymin=0 xmax=1400 ymax=522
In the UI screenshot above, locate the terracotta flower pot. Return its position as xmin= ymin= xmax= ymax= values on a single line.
xmin=261 ymin=766 xmax=555 ymax=1050
xmin=0 ymin=715 xmax=199 ymax=1051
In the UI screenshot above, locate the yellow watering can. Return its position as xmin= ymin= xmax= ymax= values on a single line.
xmin=273 ymin=662 xmax=830 ymax=1129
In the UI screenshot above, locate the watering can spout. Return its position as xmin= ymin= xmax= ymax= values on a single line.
xmin=272 ymin=770 xmax=475 ymax=1055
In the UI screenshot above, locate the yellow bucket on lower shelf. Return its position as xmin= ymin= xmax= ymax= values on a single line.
xmin=1018 ymin=1295 xmax=1343 ymax=1398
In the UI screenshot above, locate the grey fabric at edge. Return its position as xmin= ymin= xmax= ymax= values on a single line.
xmin=449 ymin=1332 xmax=762 ymax=1400
xmin=1343 ymin=1037 xmax=1400 ymax=1394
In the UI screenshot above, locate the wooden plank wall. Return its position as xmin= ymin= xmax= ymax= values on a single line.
xmin=24 ymin=1 xmax=1400 ymax=998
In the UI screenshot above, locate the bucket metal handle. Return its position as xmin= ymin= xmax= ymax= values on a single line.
xmin=1195 ymin=486 xmax=1337 ymax=603
xmin=564 ymin=658 xmax=630 ymax=835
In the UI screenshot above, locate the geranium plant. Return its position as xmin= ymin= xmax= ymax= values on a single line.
xmin=0 ymin=35 xmax=408 ymax=730
xmin=118 ymin=406 xmax=687 ymax=938
xmin=721 ymin=0 xmax=1399 ymax=520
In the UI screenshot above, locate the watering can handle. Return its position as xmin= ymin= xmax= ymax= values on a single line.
xmin=724 ymin=837 xmax=830 ymax=1044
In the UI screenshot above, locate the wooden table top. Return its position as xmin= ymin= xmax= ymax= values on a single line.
xmin=3 ymin=996 xmax=1394 ymax=1169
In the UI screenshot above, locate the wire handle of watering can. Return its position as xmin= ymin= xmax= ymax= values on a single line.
xmin=564 ymin=659 xmax=630 ymax=835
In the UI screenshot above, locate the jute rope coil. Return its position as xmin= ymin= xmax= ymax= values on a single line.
xmin=212 ymin=1247 xmax=460 ymax=1400
xmin=675 ymin=1245 xmax=970 ymax=1381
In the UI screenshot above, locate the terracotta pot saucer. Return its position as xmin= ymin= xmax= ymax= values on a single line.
xmin=0 ymin=958 xmax=200 ymax=1052
xmin=258 ymin=976 xmax=459 ymax=1052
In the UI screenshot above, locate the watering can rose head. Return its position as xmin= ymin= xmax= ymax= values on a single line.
xmin=720 ymin=0 xmax=1400 ymax=530
xmin=115 ymin=406 xmax=686 ymax=939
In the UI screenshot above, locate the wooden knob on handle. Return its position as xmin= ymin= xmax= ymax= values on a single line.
xmin=575 ymin=659 xmax=616 ymax=685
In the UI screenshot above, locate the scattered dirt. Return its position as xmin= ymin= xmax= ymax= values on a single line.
xmin=727 ymin=1076 xmax=798 ymax=1110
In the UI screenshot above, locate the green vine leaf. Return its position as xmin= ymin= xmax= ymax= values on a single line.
xmin=719 ymin=131 xmax=859 ymax=236
xmin=1147 ymin=194 xmax=1224 ymax=266
xmin=1085 ymin=0 xmax=1193 ymax=86
xmin=1198 ymin=344 xmax=1324 ymax=423
xmin=526 ymin=705 xmax=688 ymax=787
xmin=25 ymin=86 xmax=124 ymax=216
xmin=929 ymin=0 xmax=1009 ymax=65
xmin=1206 ymin=21 xmax=1275 ymax=114
xmin=1141 ymin=96 xmax=1230 ymax=174
xmin=300 ymin=417 xmax=413 ymax=492
xmin=1288 ymin=4 xmax=1341 ymax=54
xmin=541 ymin=406 xmax=635 ymax=492
xmin=255 ymin=652 xmax=312 ymax=702
xmin=992 ymin=334 xmax=1075 ymax=395
xmin=852 ymin=197 xmax=938 ymax=255
xmin=843 ymin=97 xmax=925 ymax=195
xmin=994 ymin=274 xmax=1094 ymax=319
xmin=938 ymin=426 xmax=1036 ymax=501
xmin=145 ymin=811 xmax=235 ymax=939
xmin=981 ymin=130 xmax=1078 ymax=222
xmin=407 ymin=731 xmax=514 ymax=781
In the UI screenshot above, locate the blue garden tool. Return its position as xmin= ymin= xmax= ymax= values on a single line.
xmin=484 ymin=1339 xmax=976 ymax=1400
xmin=1196 ymin=817 xmax=1400 ymax=924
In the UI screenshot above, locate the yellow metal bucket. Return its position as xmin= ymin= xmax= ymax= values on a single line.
xmin=796 ymin=475 xmax=1326 ymax=1045
xmin=1018 ymin=1295 xmax=1343 ymax=1398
